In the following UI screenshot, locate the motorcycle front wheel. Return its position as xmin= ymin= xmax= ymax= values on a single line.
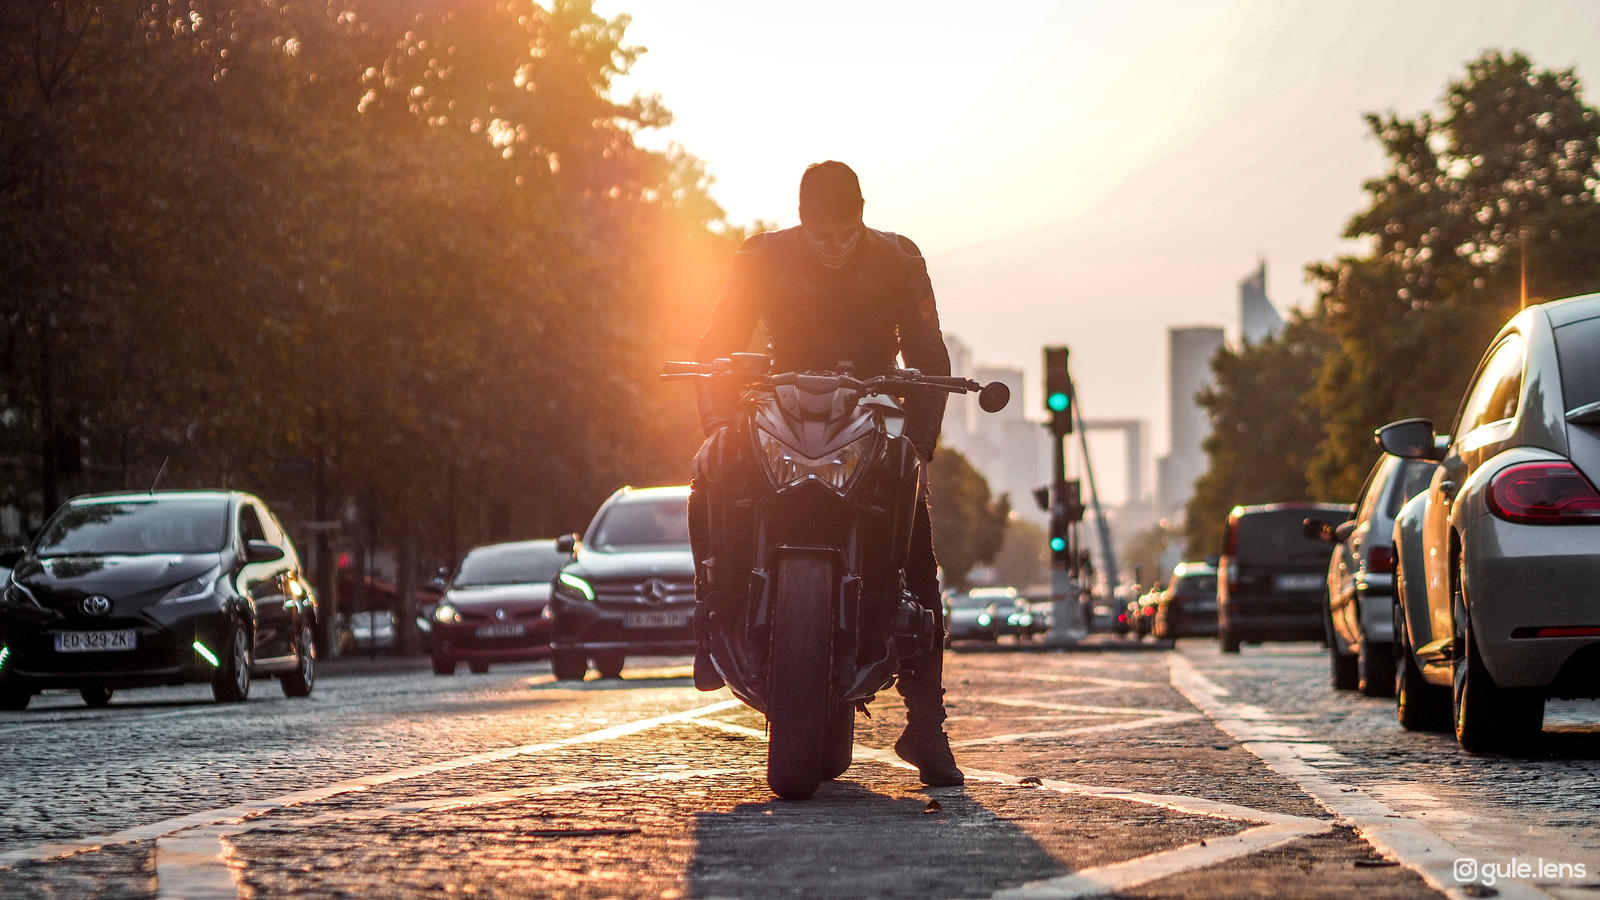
xmin=766 ymin=554 xmax=834 ymax=800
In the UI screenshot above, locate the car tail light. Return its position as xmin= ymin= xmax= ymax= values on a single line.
xmin=1363 ymin=545 xmax=1395 ymax=574
xmin=1487 ymin=462 xmax=1600 ymax=523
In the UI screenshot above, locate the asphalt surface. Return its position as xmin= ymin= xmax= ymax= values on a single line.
xmin=1 ymin=639 xmax=1597 ymax=899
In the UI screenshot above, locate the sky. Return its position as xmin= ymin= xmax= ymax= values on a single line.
xmin=605 ymin=0 xmax=1600 ymax=504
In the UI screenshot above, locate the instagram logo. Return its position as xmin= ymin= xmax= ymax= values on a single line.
xmin=1454 ymin=858 xmax=1478 ymax=883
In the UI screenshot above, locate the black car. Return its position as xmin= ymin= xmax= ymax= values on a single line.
xmin=431 ymin=539 xmax=570 ymax=675
xmin=548 ymin=485 xmax=695 ymax=681
xmin=0 ymin=491 xmax=317 ymax=709
xmin=1217 ymin=502 xmax=1352 ymax=653
xmin=1153 ymin=561 xmax=1219 ymax=640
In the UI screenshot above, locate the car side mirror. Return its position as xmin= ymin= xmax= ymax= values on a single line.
xmin=1302 ymin=518 xmax=1338 ymax=544
xmin=1375 ymin=419 xmax=1443 ymax=461
xmin=245 ymin=540 xmax=286 ymax=564
xmin=0 ymin=546 xmax=24 ymax=568
xmin=555 ymin=534 xmax=579 ymax=555
xmin=978 ymin=381 xmax=1011 ymax=413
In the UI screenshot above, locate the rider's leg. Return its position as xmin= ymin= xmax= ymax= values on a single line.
xmin=894 ymin=491 xmax=964 ymax=786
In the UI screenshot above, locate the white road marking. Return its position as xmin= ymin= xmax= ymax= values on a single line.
xmin=0 ymin=698 xmax=742 ymax=872
xmin=1169 ymin=653 xmax=1552 ymax=900
xmin=990 ymin=822 xmax=1324 ymax=899
xmin=950 ymin=713 xmax=1203 ymax=747
xmin=154 ymin=768 xmax=744 ymax=900
xmin=980 ymin=697 xmax=1193 ymax=716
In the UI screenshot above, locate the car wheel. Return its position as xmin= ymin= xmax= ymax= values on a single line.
xmin=0 ymin=686 xmax=30 ymax=711
xmin=211 ymin=622 xmax=252 ymax=703
xmin=1357 ymin=632 xmax=1394 ymax=698
xmin=281 ymin=623 xmax=316 ymax=698
xmin=1330 ymin=643 xmax=1359 ymax=690
xmin=593 ymin=651 xmax=625 ymax=680
xmin=1452 ymin=560 xmax=1542 ymax=753
xmin=79 ymin=686 xmax=113 ymax=708
xmin=469 ymin=662 xmax=490 ymax=674
xmin=551 ymin=649 xmax=588 ymax=681
xmin=1394 ymin=601 xmax=1450 ymax=732
xmin=432 ymin=656 xmax=457 ymax=676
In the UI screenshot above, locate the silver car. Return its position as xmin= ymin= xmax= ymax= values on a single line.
xmin=1309 ymin=453 xmax=1436 ymax=697
xmin=1379 ymin=292 xmax=1600 ymax=753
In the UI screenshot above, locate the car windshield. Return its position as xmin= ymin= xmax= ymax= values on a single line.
xmin=949 ymin=594 xmax=992 ymax=610
xmin=35 ymin=498 xmax=229 ymax=556
xmin=1233 ymin=508 xmax=1347 ymax=566
xmin=590 ymin=498 xmax=690 ymax=550
xmin=454 ymin=546 xmax=568 ymax=586
xmin=1172 ymin=575 xmax=1218 ymax=598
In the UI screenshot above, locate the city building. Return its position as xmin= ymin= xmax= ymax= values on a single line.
xmin=1155 ymin=325 xmax=1225 ymax=516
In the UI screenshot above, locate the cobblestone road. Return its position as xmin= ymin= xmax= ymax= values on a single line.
xmin=1 ymin=641 xmax=1596 ymax=899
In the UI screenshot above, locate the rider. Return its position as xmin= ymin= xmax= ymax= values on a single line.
xmin=691 ymin=160 xmax=963 ymax=787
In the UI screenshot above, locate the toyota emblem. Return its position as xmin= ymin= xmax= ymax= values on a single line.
xmin=80 ymin=595 xmax=113 ymax=617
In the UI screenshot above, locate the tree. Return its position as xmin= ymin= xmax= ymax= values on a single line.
xmin=929 ymin=447 xmax=1010 ymax=589
xmin=988 ymin=517 xmax=1048 ymax=590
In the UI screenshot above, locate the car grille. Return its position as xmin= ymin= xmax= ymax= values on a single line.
xmin=591 ymin=577 xmax=695 ymax=611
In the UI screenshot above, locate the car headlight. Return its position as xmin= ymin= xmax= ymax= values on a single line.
xmin=157 ymin=568 xmax=222 ymax=605
xmin=434 ymin=602 xmax=461 ymax=623
xmin=556 ymin=573 xmax=595 ymax=602
xmin=755 ymin=430 xmax=873 ymax=494
xmin=977 ymin=612 xmax=992 ymax=627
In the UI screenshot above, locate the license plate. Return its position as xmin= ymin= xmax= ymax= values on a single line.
xmin=625 ymin=610 xmax=690 ymax=629
xmin=1274 ymin=574 xmax=1325 ymax=592
xmin=54 ymin=630 xmax=137 ymax=652
xmin=474 ymin=623 xmax=526 ymax=639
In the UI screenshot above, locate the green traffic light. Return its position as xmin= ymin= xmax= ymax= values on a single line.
xmin=1047 ymin=392 xmax=1070 ymax=412
xmin=1049 ymin=536 xmax=1067 ymax=552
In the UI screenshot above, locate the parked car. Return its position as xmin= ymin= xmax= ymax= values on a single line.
xmin=339 ymin=607 xmax=396 ymax=654
xmin=1381 ymin=292 xmax=1600 ymax=752
xmin=548 ymin=486 xmax=695 ymax=681
xmin=1217 ymin=502 xmax=1352 ymax=653
xmin=1153 ymin=561 xmax=1219 ymax=640
xmin=0 ymin=490 xmax=317 ymax=709
xmin=944 ymin=590 xmax=1001 ymax=643
xmin=1127 ymin=587 xmax=1163 ymax=639
xmin=431 ymin=539 xmax=570 ymax=675
xmin=1307 ymin=453 xmax=1437 ymax=696
xmin=969 ymin=587 xmax=1038 ymax=640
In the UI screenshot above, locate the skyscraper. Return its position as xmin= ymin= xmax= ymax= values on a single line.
xmin=1157 ymin=326 xmax=1225 ymax=515
xmin=1240 ymin=260 xmax=1284 ymax=344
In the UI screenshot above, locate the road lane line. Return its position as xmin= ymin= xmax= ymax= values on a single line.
xmin=0 ymin=697 xmax=742 ymax=871
xmin=154 ymin=767 xmax=745 ymax=900
xmin=685 ymin=715 xmax=1322 ymax=827
xmin=989 ymin=821 xmax=1326 ymax=899
xmin=1169 ymin=653 xmax=1551 ymax=900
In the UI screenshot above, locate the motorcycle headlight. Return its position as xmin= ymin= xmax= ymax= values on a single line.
xmin=756 ymin=431 xmax=873 ymax=494
xmin=434 ymin=602 xmax=461 ymax=623
xmin=157 ymin=568 xmax=222 ymax=605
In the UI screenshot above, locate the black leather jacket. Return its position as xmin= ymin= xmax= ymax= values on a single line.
xmin=695 ymin=225 xmax=951 ymax=458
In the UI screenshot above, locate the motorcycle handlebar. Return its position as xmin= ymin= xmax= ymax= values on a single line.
xmin=659 ymin=361 xmax=1009 ymax=412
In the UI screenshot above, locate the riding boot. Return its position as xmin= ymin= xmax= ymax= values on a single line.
xmin=894 ymin=643 xmax=964 ymax=786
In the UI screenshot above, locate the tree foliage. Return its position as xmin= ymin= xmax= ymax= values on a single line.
xmin=1189 ymin=50 xmax=1600 ymax=548
xmin=0 ymin=0 xmax=737 ymax=563
xmin=929 ymin=447 xmax=1010 ymax=589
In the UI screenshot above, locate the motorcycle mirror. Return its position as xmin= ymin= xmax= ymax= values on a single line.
xmin=978 ymin=381 xmax=1010 ymax=413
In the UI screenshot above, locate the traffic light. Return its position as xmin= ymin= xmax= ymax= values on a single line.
xmin=1044 ymin=346 xmax=1072 ymax=436
xmin=1049 ymin=515 xmax=1069 ymax=562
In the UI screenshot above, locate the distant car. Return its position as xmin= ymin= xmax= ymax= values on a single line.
xmin=0 ymin=490 xmax=317 ymax=709
xmin=1153 ymin=562 xmax=1219 ymax=640
xmin=431 ymin=540 xmax=570 ymax=675
xmin=969 ymin=587 xmax=1038 ymax=640
xmin=944 ymin=590 xmax=1001 ymax=643
xmin=548 ymin=486 xmax=695 ymax=681
xmin=1383 ymin=293 xmax=1600 ymax=752
xmin=1308 ymin=453 xmax=1436 ymax=697
xmin=1127 ymin=588 xmax=1162 ymax=639
xmin=339 ymin=608 xmax=395 ymax=654
xmin=1217 ymin=502 xmax=1352 ymax=653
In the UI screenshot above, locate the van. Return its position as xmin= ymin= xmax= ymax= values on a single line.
xmin=1218 ymin=502 xmax=1351 ymax=653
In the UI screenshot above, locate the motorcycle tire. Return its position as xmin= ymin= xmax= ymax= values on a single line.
xmin=819 ymin=703 xmax=854 ymax=781
xmin=766 ymin=554 xmax=833 ymax=801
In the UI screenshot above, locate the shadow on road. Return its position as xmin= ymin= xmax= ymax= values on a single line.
xmin=688 ymin=780 xmax=1069 ymax=898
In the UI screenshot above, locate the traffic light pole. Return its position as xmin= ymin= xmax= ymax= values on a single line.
xmin=1043 ymin=346 xmax=1084 ymax=643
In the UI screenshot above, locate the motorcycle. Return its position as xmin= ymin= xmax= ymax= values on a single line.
xmin=662 ymin=352 xmax=1009 ymax=800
